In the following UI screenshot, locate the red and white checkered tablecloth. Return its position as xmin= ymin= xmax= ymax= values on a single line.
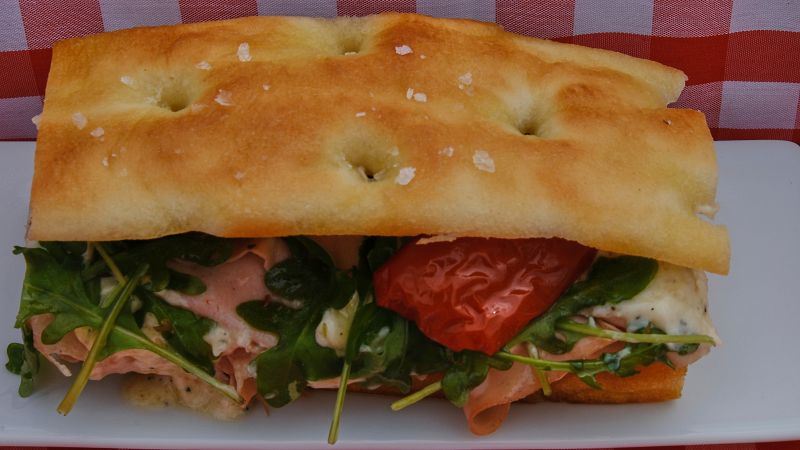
xmin=1 ymin=1 xmax=799 ymax=449
xmin=0 ymin=0 xmax=798 ymax=142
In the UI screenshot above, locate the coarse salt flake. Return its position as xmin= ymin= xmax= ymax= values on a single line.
xmin=238 ymin=42 xmax=251 ymax=62
xmin=31 ymin=114 xmax=41 ymax=128
xmin=101 ymin=156 xmax=109 ymax=167
xmin=419 ymin=54 xmax=426 ymax=59
xmin=439 ymin=146 xmax=454 ymax=157
xmin=120 ymin=75 xmax=134 ymax=86
xmin=72 ymin=112 xmax=87 ymax=130
xmin=473 ymin=150 xmax=495 ymax=173
xmin=196 ymin=61 xmax=212 ymax=70
xmin=355 ymin=111 xmax=366 ymax=118
xmin=262 ymin=84 xmax=270 ymax=91
xmin=90 ymin=127 xmax=105 ymax=138
xmin=214 ymin=90 xmax=233 ymax=106
xmin=458 ymin=72 xmax=472 ymax=86
xmin=406 ymin=88 xmax=414 ymax=100
xmin=395 ymin=45 xmax=413 ymax=55
xmin=413 ymin=92 xmax=427 ymax=103
xmin=395 ymin=167 xmax=416 ymax=185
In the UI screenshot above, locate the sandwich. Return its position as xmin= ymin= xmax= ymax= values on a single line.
xmin=6 ymin=13 xmax=729 ymax=442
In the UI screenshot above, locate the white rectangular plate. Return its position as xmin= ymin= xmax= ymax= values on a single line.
xmin=1 ymin=140 xmax=799 ymax=449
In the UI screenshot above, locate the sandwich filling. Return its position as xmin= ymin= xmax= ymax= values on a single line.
xmin=8 ymin=234 xmax=718 ymax=436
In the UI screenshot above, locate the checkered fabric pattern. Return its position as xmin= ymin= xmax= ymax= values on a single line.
xmin=1 ymin=1 xmax=799 ymax=142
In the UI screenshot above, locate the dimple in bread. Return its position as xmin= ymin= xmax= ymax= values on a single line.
xmin=29 ymin=13 xmax=729 ymax=275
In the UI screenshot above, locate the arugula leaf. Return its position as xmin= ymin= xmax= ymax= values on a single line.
xmin=348 ymin=300 xmax=408 ymax=379
xmin=508 ymin=256 xmax=658 ymax=354
xmin=15 ymin=246 xmax=101 ymax=343
xmin=82 ymin=233 xmax=232 ymax=292
xmin=355 ymin=237 xmax=408 ymax=299
xmin=165 ymin=270 xmax=206 ymax=295
xmin=138 ymin=289 xmax=216 ymax=374
xmin=363 ymin=323 xmax=450 ymax=394
xmin=441 ymin=351 xmax=512 ymax=407
xmin=39 ymin=242 xmax=87 ymax=270
xmin=239 ymin=237 xmax=356 ymax=408
xmin=497 ymin=339 xmax=674 ymax=390
xmin=237 ymin=300 xmax=342 ymax=407
xmin=5 ymin=325 xmax=39 ymax=397
xmin=58 ymin=263 xmax=148 ymax=415
xmin=13 ymin=244 xmax=241 ymax=403
xmin=265 ymin=237 xmax=355 ymax=309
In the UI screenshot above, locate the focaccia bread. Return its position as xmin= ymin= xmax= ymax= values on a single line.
xmin=29 ymin=13 xmax=729 ymax=274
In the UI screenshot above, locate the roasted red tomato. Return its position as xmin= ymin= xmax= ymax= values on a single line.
xmin=373 ymin=237 xmax=597 ymax=355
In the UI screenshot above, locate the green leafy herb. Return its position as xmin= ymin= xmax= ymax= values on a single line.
xmin=237 ymin=299 xmax=342 ymax=407
xmin=556 ymin=320 xmax=716 ymax=346
xmin=82 ymin=233 xmax=232 ymax=292
xmin=508 ymin=256 xmax=658 ymax=354
xmin=441 ymin=351 xmax=512 ymax=407
xmin=58 ymin=263 xmax=148 ymax=415
xmin=138 ymin=289 xmax=216 ymax=374
xmin=496 ymin=339 xmax=675 ymax=390
xmin=238 ymin=237 xmax=356 ymax=408
xmin=391 ymin=349 xmax=512 ymax=411
xmin=13 ymin=244 xmax=241 ymax=405
xmin=5 ymin=325 xmax=39 ymax=397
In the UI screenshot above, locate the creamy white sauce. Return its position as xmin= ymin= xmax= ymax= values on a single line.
xmin=203 ymin=325 xmax=232 ymax=357
xmin=586 ymin=262 xmax=720 ymax=344
xmin=99 ymin=276 xmax=117 ymax=297
xmin=315 ymin=293 xmax=359 ymax=356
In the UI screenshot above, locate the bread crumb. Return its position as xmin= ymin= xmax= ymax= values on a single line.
xmin=262 ymin=84 xmax=270 ymax=91
xmin=473 ymin=149 xmax=495 ymax=173
xmin=439 ymin=146 xmax=454 ymax=157
xmin=90 ymin=127 xmax=105 ymax=138
xmin=344 ymin=51 xmax=357 ymax=56
xmin=214 ymin=90 xmax=233 ymax=106
xmin=458 ymin=72 xmax=472 ymax=87
xmin=420 ymin=54 xmax=427 ymax=59
xmin=395 ymin=167 xmax=416 ymax=185
xmin=196 ymin=61 xmax=212 ymax=70
xmin=395 ymin=45 xmax=413 ymax=55
xmin=234 ymin=171 xmax=245 ymax=180
xmin=72 ymin=112 xmax=87 ymax=130
xmin=237 ymin=42 xmax=251 ymax=62
xmin=458 ymin=72 xmax=474 ymax=95
xmin=120 ymin=75 xmax=134 ymax=86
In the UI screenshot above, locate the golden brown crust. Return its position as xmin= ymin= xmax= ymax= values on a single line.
xmin=29 ymin=13 xmax=729 ymax=274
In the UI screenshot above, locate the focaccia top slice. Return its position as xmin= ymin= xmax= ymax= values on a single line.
xmin=28 ymin=13 xmax=729 ymax=274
